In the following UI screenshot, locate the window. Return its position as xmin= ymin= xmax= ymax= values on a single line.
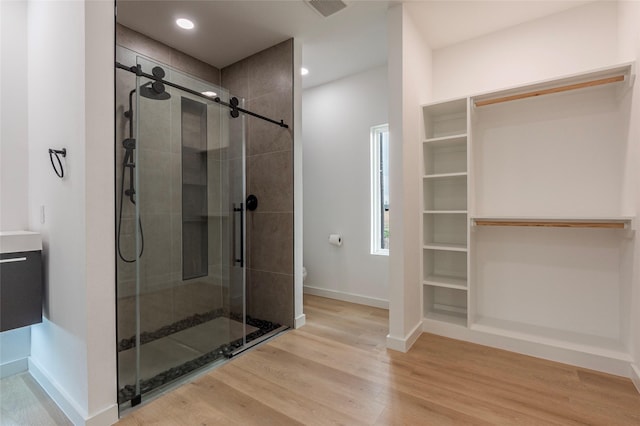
xmin=370 ymin=124 xmax=389 ymax=255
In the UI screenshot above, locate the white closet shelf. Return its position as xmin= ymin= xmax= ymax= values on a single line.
xmin=424 ymin=134 xmax=467 ymax=144
xmin=472 ymin=62 xmax=634 ymax=107
xmin=471 ymin=216 xmax=633 ymax=229
xmin=423 ymin=172 xmax=467 ymax=179
xmin=424 ymin=210 xmax=467 ymax=214
xmin=424 ymin=310 xmax=467 ymax=327
xmin=423 ymin=243 xmax=467 ymax=252
xmin=470 ymin=317 xmax=631 ymax=361
xmin=423 ymin=276 xmax=467 ymax=290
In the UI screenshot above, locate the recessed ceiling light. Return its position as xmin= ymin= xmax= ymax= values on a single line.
xmin=176 ymin=18 xmax=194 ymax=30
xmin=301 ymin=67 xmax=309 ymax=76
xmin=202 ymin=91 xmax=217 ymax=97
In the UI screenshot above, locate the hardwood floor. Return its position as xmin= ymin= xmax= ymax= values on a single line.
xmin=118 ymin=295 xmax=640 ymax=425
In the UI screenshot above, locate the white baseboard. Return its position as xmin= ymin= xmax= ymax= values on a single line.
xmin=631 ymin=364 xmax=640 ymax=394
xmin=422 ymin=319 xmax=633 ymax=378
xmin=28 ymin=358 xmax=118 ymax=426
xmin=1 ymin=358 xmax=28 ymax=378
xmin=304 ymin=285 xmax=389 ymax=309
xmin=386 ymin=322 xmax=422 ymax=353
xmin=295 ymin=314 xmax=306 ymax=328
xmin=85 ymin=404 xmax=119 ymax=426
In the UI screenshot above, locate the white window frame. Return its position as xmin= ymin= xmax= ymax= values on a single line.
xmin=370 ymin=124 xmax=389 ymax=256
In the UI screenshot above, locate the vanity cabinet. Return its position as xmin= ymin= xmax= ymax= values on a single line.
xmin=0 ymin=232 xmax=43 ymax=332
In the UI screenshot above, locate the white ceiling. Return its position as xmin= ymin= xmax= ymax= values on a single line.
xmin=117 ymin=0 xmax=595 ymax=89
xmin=407 ymin=0 xmax=595 ymax=49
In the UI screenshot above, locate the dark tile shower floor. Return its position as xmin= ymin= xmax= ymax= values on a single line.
xmin=117 ymin=310 xmax=282 ymax=404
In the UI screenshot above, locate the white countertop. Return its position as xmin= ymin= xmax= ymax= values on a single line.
xmin=0 ymin=231 xmax=42 ymax=254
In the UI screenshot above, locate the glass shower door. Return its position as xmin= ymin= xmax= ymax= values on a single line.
xmin=116 ymin=55 xmax=246 ymax=406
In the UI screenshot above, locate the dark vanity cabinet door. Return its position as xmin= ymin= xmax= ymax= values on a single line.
xmin=0 ymin=250 xmax=43 ymax=331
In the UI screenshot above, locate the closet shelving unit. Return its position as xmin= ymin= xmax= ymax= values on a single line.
xmin=421 ymin=98 xmax=469 ymax=327
xmin=420 ymin=63 xmax=636 ymax=369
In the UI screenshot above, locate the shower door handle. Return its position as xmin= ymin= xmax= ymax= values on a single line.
xmin=233 ymin=203 xmax=244 ymax=267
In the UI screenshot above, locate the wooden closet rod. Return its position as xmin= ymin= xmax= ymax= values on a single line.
xmin=474 ymin=220 xmax=626 ymax=229
xmin=474 ymin=75 xmax=625 ymax=107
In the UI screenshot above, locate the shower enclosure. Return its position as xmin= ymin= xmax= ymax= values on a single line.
xmin=115 ymin=52 xmax=286 ymax=408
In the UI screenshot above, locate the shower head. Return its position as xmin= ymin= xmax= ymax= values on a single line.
xmin=139 ymin=81 xmax=171 ymax=100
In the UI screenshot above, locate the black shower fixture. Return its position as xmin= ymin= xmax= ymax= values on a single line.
xmin=246 ymin=194 xmax=258 ymax=211
xmin=139 ymin=80 xmax=171 ymax=101
xmin=116 ymin=65 xmax=172 ymax=264
xmin=115 ymin=62 xmax=289 ymax=128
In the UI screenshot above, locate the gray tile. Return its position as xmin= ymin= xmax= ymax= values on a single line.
xmin=206 ymin=105 xmax=223 ymax=154
xmin=247 ymin=212 xmax=293 ymax=274
xmin=207 ymin=216 xmax=224 ymax=270
xmin=116 ymin=24 xmax=172 ymax=65
xmin=139 ymin=287 xmax=174 ymax=334
xmin=206 ymin=159 xmax=224 ymax=217
xmin=138 ymin=95 xmax=172 ymax=153
xmin=170 ymin=49 xmax=220 ymax=85
xmin=117 ymin=335 xmax=201 ymax=388
xmin=228 ymin=266 xmax=244 ymax=317
xmin=170 ymin=154 xmax=182 ymax=216
xmin=117 ymin=278 xmax=136 ymax=299
xmin=225 ymin=112 xmax=246 ymax=161
xmin=117 ymin=295 xmax=136 ymax=340
xmin=116 ymin=221 xmax=139 ymax=282
xmin=139 ymin=149 xmax=172 ymax=214
xmin=247 ymin=151 xmax=293 ymax=213
xmin=247 ymin=269 xmax=294 ymax=327
xmin=181 ymin=220 xmax=208 ymax=279
xmin=168 ymin=317 xmax=257 ymax=353
xmin=247 ymin=39 xmax=293 ymax=100
xmin=139 ymin=213 xmax=173 ymax=280
xmin=173 ymin=280 xmax=224 ymax=321
xmin=221 ymin=60 xmax=248 ymax=99
xmin=226 ymin=157 xmax=244 ymax=204
xmin=170 ymin=213 xmax=182 ymax=279
xmin=169 ymin=94 xmax=184 ymax=155
xmin=246 ymin=90 xmax=293 ymax=156
xmin=118 ymin=216 xmax=136 ymax=237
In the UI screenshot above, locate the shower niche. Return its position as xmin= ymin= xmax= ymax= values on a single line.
xmin=181 ymin=98 xmax=208 ymax=280
xmin=115 ymin=44 xmax=291 ymax=411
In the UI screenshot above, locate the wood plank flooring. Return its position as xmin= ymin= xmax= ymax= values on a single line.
xmin=118 ymin=295 xmax=640 ymax=425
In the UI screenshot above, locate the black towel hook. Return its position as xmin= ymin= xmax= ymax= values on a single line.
xmin=49 ymin=148 xmax=66 ymax=178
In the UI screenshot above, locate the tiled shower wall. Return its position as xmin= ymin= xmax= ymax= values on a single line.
xmin=115 ymin=24 xmax=294 ymax=336
xmin=115 ymin=25 xmax=224 ymax=340
xmin=221 ymin=39 xmax=295 ymax=327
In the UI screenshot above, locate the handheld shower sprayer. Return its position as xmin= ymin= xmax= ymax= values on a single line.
xmin=116 ymin=65 xmax=171 ymax=263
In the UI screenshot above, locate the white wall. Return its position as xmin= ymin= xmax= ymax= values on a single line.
xmin=27 ymin=1 xmax=117 ymax=424
xmin=84 ymin=1 xmax=118 ymax=417
xmin=387 ymin=4 xmax=432 ymax=351
xmin=1 ymin=0 xmax=29 ymax=231
xmin=0 ymin=328 xmax=30 ymax=378
xmin=432 ymin=1 xmax=619 ymax=100
xmin=0 ymin=0 xmax=31 ymax=376
xmin=416 ymin=0 xmax=640 ymax=380
xmin=618 ymin=0 xmax=640 ymax=390
xmin=302 ymin=65 xmax=389 ymax=307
